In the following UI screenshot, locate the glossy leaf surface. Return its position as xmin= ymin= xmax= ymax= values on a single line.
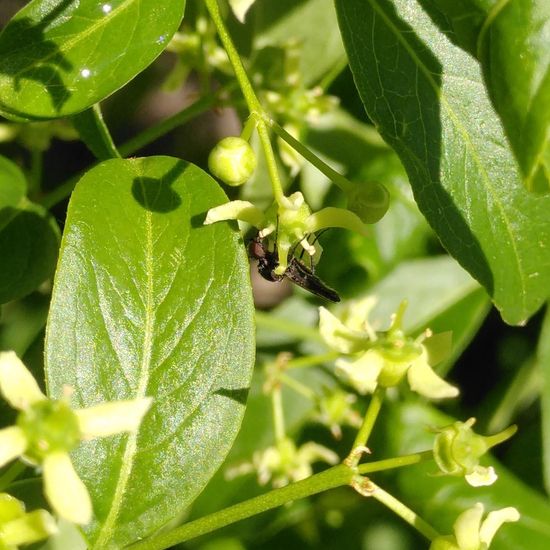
xmin=336 ymin=0 xmax=550 ymax=325
xmin=44 ymin=157 xmax=255 ymax=548
xmin=0 ymin=0 xmax=186 ymax=119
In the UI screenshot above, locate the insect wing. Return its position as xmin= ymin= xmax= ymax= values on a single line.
xmin=285 ymin=259 xmax=340 ymax=302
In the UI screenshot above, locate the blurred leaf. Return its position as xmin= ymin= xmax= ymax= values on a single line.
xmin=249 ymin=0 xmax=345 ymax=86
xmin=385 ymin=401 xmax=550 ymax=550
xmin=368 ymin=256 xmax=481 ymax=332
xmin=0 ymin=0 xmax=186 ymax=119
xmin=37 ymin=519 xmax=87 ymax=550
xmin=44 ymin=157 xmax=255 ymax=548
xmin=537 ymin=306 xmax=550 ymax=495
xmin=336 ymin=0 xmax=550 ymax=325
xmin=0 ymin=156 xmax=59 ymax=304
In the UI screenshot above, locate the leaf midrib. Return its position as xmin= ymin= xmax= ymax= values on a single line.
xmin=360 ymin=0 xmax=526 ymax=310
xmin=92 ymin=164 xmax=155 ymax=549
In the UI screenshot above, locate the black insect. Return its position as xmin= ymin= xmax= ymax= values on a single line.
xmin=248 ymin=235 xmax=340 ymax=303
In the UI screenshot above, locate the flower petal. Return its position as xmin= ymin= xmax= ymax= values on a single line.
xmin=319 ymin=307 xmax=369 ymax=354
xmin=75 ymin=397 xmax=152 ymax=438
xmin=453 ymin=502 xmax=483 ymax=549
xmin=0 ymin=426 xmax=27 ymax=467
xmin=465 ymin=465 xmax=498 ymax=487
xmin=204 ymin=200 xmax=265 ymax=227
xmin=43 ymin=452 xmax=92 ymax=525
xmin=305 ymin=207 xmax=369 ymax=236
xmin=335 ymin=351 xmax=383 ymax=395
xmin=1 ymin=509 xmax=58 ymax=546
xmin=0 ymin=351 xmax=46 ymax=410
xmin=407 ymin=355 xmax=459 ymax=399
xmin=479 ymin=507 xmax=520 ymax=546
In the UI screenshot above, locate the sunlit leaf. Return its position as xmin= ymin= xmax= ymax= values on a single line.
xmin=336 ymin=0 xmax=550 ymax=325
xmin=44 ymin=156 xmax=255 ymax=548
xmin=0 ymin=0 xmax=186 ymax=119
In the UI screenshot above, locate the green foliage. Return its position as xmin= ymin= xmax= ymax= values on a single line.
xmin=0 ymin=0 xmax=187 ymax=119
xmin=0 ymin=0 xmax=548 ymax=549
xmin=336 ymin=0 xmax=550 ymax=325
xmin=44 ymin=157 xmax=254 ymax=547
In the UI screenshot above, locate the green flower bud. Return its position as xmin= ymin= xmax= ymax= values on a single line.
xmin=433 ymin=419 xmax=517 ymax=487
xmin=17 ymin=400 xmax=81 ymax=462
xmin=346 ymin=182 xmax=389 ymax=223
xmin=208 ymin=137 xmax=257 ymax=186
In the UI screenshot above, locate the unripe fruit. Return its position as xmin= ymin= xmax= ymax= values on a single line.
xmin=346 ymin=182 xmax=389 ymax=223
xmin=208 ymin=137 xmax=257 ymax=186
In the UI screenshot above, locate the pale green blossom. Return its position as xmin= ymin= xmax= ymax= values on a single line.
xmin=205 ymin=190 xmax=368 ymax=273
xmin=0 ymin=351 xmax=151 ymax=525
xmin=319 ymin=300 xmax=458 ymax=399
xmin=226 ymin=437 xmax=338 ymax=488
xmin=0 ymin=493 xmax=57 ymax=549
xmin=430 ymin=503 xmax=520 ymax=550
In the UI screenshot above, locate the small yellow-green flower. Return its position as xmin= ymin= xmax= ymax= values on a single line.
xmin=430 ymin=503 xmax=519 ymax=550
xmin=319 ymin=299 xmax=458 ymax=399
xmin=433 ymin=418 xmax=517 ymax=487
xmin=0 ymin=351 xmax=152 ymax=525
xmin=225 ymin=437 xmax=338 ymax=488
xmin=0 ymin=493 xmax=57 ymax=549
xmin=205 ymin=191 xmax=368 ymax=273
xmin=313 ymin=389 xmax=362 ymax=439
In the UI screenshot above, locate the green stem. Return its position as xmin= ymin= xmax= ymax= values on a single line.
xmin=318 ymin=55 xmax=348 ymax=91
xmin=205 ymin=0 xmax=284 ymax=204
xmin=255 ymin=311 xmax=325 ymax=343
xmin=357 ymin=450 xmax=432 ymax=475
xmin=240 ymin=115 xmax=257 ymax=142
xmin=39 ymin=95 xmax=220 ymax=209
xmin=127 ymin=464 xmax=353 ymax=550
xmin=285 ymin=351 xmax=339 ymax=369
xmin=369 ymin=482 xmax=440 ymax=541
xmin=268 ymin=119 xmax=354 ymax=193
xmin=278 ymin=373 xmax=317 ymax=401
xmin=127 ymin=451 xmax=430 ymax=550
xmin=119 ymin=93 xmax=220 ymax=157
xmin=272 ymin=386 xmax=286 ymax=442
xmin=349 ymin=387 xmax=385 ymax=466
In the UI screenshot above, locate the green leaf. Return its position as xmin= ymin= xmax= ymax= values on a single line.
xmin=385 ymin=401 xmax=550 ymax=549
xmin=429 ymin=0 xmax=550 ymax=193
xmin=335 ymin=0 xmax=550 ymax=325
xmin=0 ymin=156 xmax=59 ymax=304
xmin=477 ymin=0 xmax=550 ymax=193
xmin=44 ymin=157 xmax=255 ymax=548
xmin=0 ymin=0 xmax=186 ymax=120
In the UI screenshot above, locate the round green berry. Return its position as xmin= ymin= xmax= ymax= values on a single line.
xmin=346 ymin=182 xmax=389 ymax=223
xmin=208 ymin=137 xmax=257 ymax=186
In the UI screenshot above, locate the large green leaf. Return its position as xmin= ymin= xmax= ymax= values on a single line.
xmin=0 ymin=0 xmax=186 ymax=119
xmin=0 ymin=155 xmax=59 ymax=304
xmin=426 ymin=0 xmax=550 ymax=193
xmin=335 ymin=0 xmax=550 ymax=325
xmin=44 ymin=157 xmax=255 ymax=548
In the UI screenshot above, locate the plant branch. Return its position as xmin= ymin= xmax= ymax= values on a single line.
xmin=204 ymin=0 xmax=284 ymax=204
xmin=127 ymin=464 xmax=353 ymax=550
